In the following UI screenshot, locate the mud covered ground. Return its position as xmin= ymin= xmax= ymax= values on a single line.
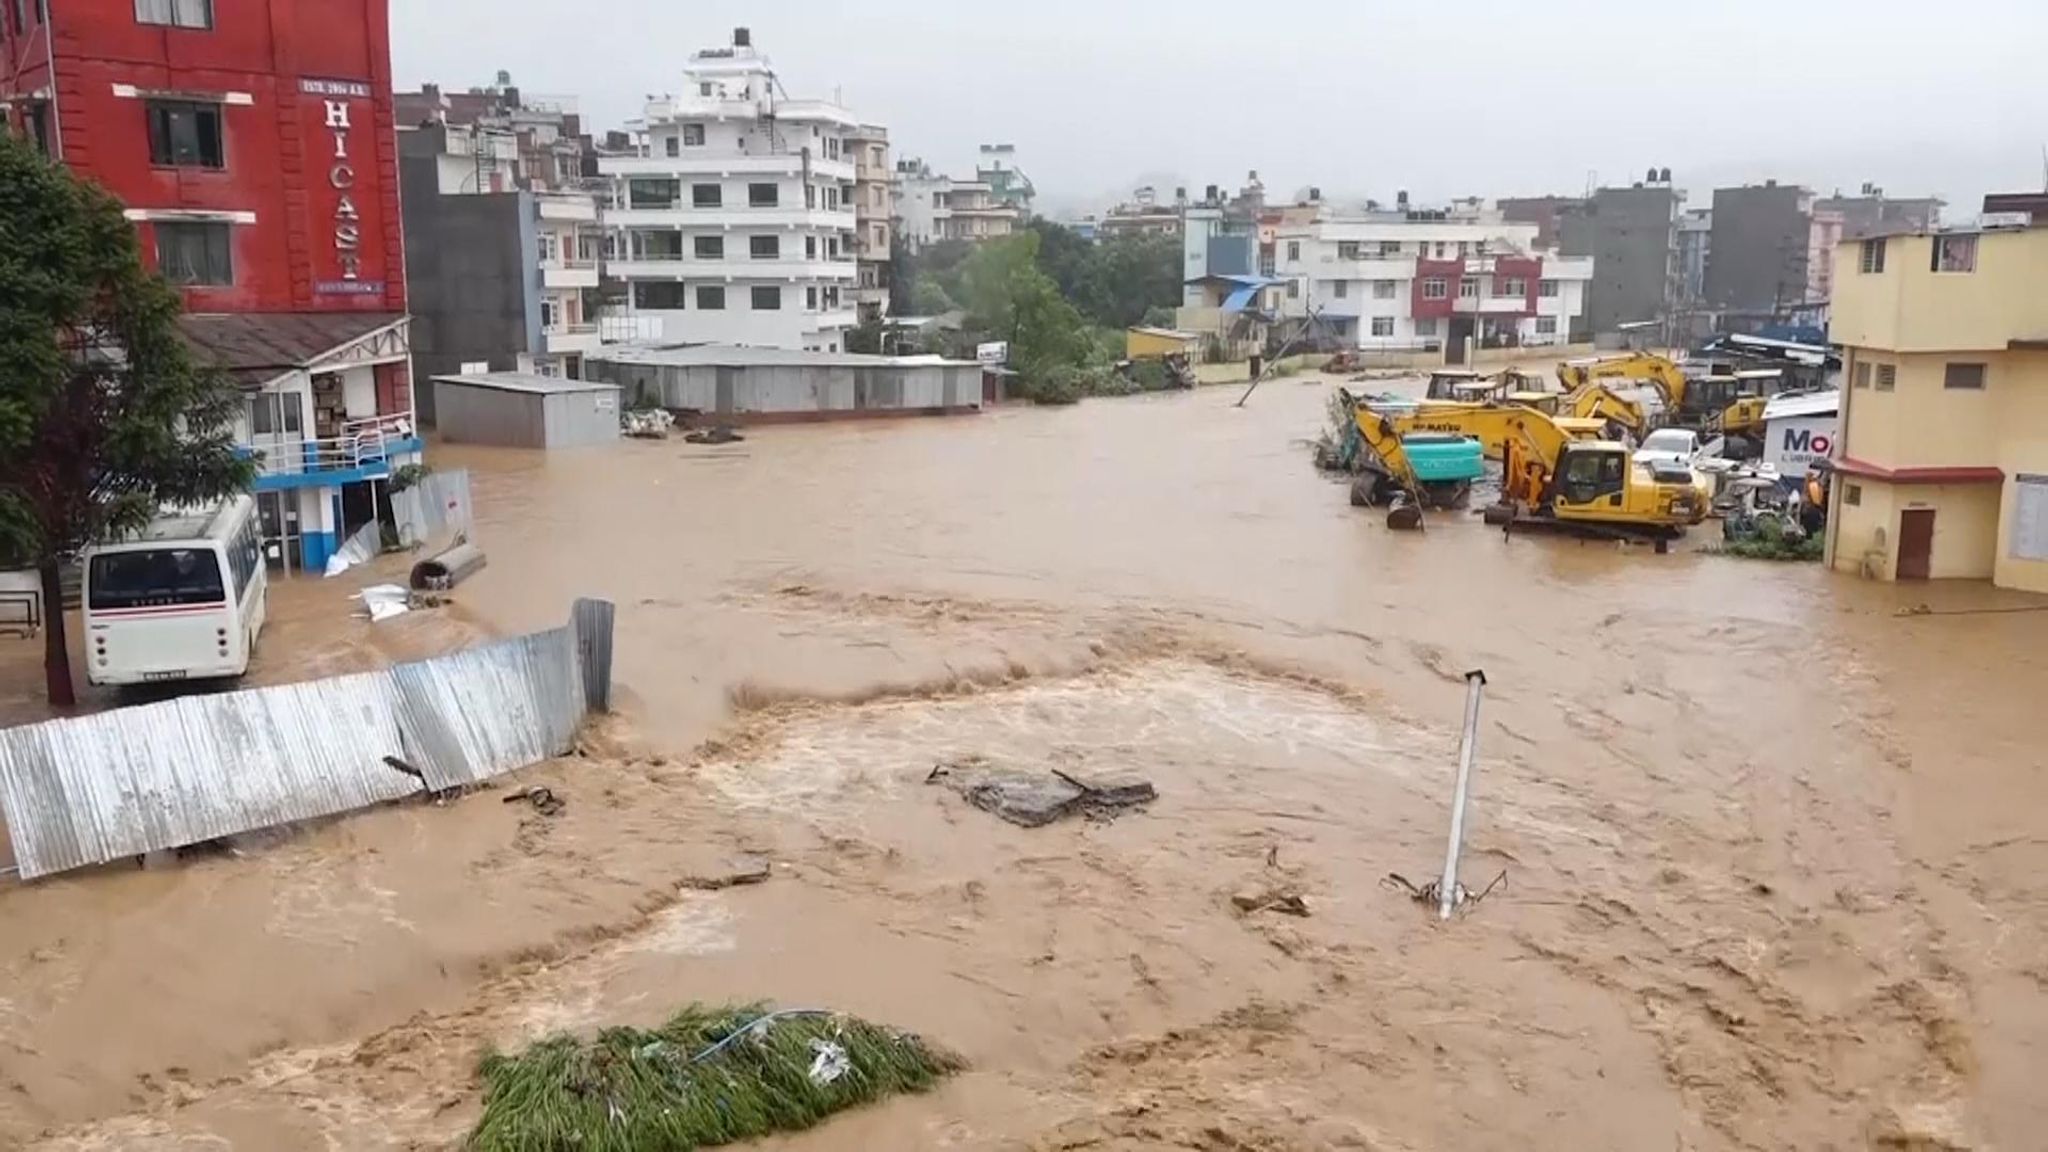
xmin=2 ymin=374 xmax=2043 ymax=1150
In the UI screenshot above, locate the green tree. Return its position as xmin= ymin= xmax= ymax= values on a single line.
xmin=909 ymin=280 xmax=958 ymax=317
xmin=0 ymin=134 xmax=253 ymax=707
xmin=960 ymin=233 xmax=1090 ymax=390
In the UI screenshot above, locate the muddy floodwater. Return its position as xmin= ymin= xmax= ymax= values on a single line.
xmin=3 ymin=374 xmax=2046 ymax=1150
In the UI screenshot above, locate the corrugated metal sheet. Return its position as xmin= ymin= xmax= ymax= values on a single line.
xmin=392 ymin=468 xmax=474 ymax=549
xmin=388 ymin=626 xmax=584 ymax=790
xmin=0 ymin=671 xmax=417 ymax=879
xmin=572 ymin=598 xmax=615 ymax=714
xmin=0 ymin=601 xmax=614 ymax=880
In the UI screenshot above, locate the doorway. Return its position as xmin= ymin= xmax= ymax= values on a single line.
xmin=256 ymin=490 xmax=303 ymax=574
xmin=1897 ymin=508 xmax=1935 ymax=580
xmin=1445 ymin=317 xmax=1474 ymax=365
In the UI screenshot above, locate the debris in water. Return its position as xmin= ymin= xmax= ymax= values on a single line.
xmin=354 ymin=583 xmax=412 ymax=622
xmin=468 ymin=1004 xmax=959 ymax=1151
xmin=1383 ymin=869 xmax=1508 ymax=916
xmin=927 ymin=757 xmax=1156 ymax=828
xmin=1231 ymin=887 xmax=1311 ymax=917
xmin=679 ymin=856 xmax=774 ymax=891
xmin=684 ymin=425 xmax=746 ymax=445
xmin=502 ymin=785 xmax=565 ymax=817
xmin=621 ymin=407 xmax=675 ymax=439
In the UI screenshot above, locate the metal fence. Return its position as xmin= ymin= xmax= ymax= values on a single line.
xmin=0 ymin=600 xmax=615 ymax=880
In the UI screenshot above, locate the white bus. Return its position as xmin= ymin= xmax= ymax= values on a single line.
xmin=81 ymin=495 xmax=268 ymax=686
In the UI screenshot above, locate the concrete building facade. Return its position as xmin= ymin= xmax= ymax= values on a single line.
xmin=1705 ymin=183 xmax=1815 ymax=318
xmin=1575 ymin=182 xmax=1680 ymax=337
xmin=895 ymin=158 xmax=1027 ymax=251
xmin=848 ymin=123 xmax=893 ymax=322
xmin=1 ymin=0 xmax=422 ymax=574
xmin=597 ymin=28 xmax=860 ymax=352
xmin=1271 ymin=205 xmax=1592 ymax=352
xmin=1824 ymin=201 xmax=2048 ymax=592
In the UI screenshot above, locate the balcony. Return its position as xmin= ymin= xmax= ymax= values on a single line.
xmin=545 ymin=323 xmax=601 ymax=355
xmin=1452 ymin=295 xmax=1532 ymax=315
xmin=606 ymin=206 xmax=856 ymax=231
xmin=246 ymin=413 xmax=421 ymax=491
xmin=1322 ymin=256 xmax=1416 ymax=280
xmin=599 ymin=153 xmax=856 ymax=183
xmin=608 ymin=256 xmax=857 ymax=281
xmin=536 ymin=194 xmax=598 ymax=223
xmin=541 ymin=256 xmax=600 ymax=289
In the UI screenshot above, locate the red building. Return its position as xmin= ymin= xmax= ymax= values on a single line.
xmin=1 ymin=0 xmax=422 ymax=573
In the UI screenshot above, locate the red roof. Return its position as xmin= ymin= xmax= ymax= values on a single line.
xmin=1833 ymin=457 xmax=2003 ymax=485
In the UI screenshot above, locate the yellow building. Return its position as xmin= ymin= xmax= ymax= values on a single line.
xmin=1824 ymin=198 xmax=2048 ymax=592
xmin=1125 ymin=326 xmax=1201 ymax=361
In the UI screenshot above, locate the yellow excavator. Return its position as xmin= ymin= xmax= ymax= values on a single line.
xmin=1506 ymin=382 xmax=1652 ymax=443
xmin=1352 ymin=402 xmax=1707 ymax=538
xmin=1370 ymin=399 xmax=1609 ymax=460
xmin=1557 ymin=352 xmax=1687 ymax=413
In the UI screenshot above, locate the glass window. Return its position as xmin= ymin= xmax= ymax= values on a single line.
xmin=696 ymin=285 xmax=726 ymax=310
xmin=1286 ymin=241 xmax=1300 ymax=261
xmin=1538 ymin=279 xmax=1559 ymax=297
xmin=1336 ymin=241 xmax=1361 ymax=260
xmin=1458 ymin=277 xmax=1478 ymax=298
xmin=633 ymin=281 xmax=688 ymax=309
xmin=682 ymin=123 xmax=706 ymax=146
xmin=146 ymin=100 xmax=223 ymax=168
xmin=1422 ymin=278 xmax=1447 ymax=300
xmin=1333 ymin=280 xmax=1348 ymax=298
xmin=627 ymin=178 xmax=679 ymax=209
xmin=1536 ymin=316 xmax=1558 ymax=335
xmin=693 ymin=235 xmax=723 ymax=258
xmin=1944 ymin=362 xmax=1986 ymax=390
xmin=89 ymin=548 xmax=225 ymax=610
xmin=806 ymin=286 xmax=818 ymax=310
xmin=1933 ymin=235 xmax=1977 ymax=274
xmin=1379 ymin=240 xmax=1400 ymax=256
xmin=156 ymin=221 xmax=232 ymax=285
xmin=751 ymin=285 xmax=781 ymax=310
xmin=135 ymin=0 xmax=211 ymax=28
xmin=1370 ymin=317 xmax=1395 ymax=337
xmin=805 ymin=235 xmax=816 ymax=259
xmin=750 ymin=234 xmax=778 ymax=259
xmin=1853 ymin=362 xmax=1873 ymax=389
xmin=748 ymin=182 xmax=778 ymax=207
xmin=1859 ymin=238 xmax=1887 ymax=274
xmin=692 ymin=183 xmax=722 ymax=208
xmin=1373 ymin=280 xmax=1396 ymax=299
xmin=1415 ymin=318 xmax=1438 ymax=337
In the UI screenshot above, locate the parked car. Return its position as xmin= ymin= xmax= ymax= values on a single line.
xmin=1634 ymin=428 xmax=1703 ymax=468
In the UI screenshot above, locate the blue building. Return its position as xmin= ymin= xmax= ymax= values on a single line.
xmin=181 ymin=314 xmax=424 ymax=573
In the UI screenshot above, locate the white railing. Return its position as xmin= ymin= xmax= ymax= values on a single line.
xmin=250 ymin=413 xmax=417 ymax=479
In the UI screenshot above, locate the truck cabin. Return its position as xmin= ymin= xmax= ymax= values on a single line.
xmin=1425 ymin=370 xmax=1486 ymax=400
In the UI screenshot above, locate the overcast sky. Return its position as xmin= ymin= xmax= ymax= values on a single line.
xmin=393 ymin=0 xmax=2048 ymax=217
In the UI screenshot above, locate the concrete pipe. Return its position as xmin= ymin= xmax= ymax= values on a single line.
xmin=409 ymin=542 xmax=488 ymax=591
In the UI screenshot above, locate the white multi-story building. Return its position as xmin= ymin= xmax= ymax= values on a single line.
xmin=597 ymin=28 xmax=860 ymax=352
xmin=894 ymin=158 xmax=1029 ymax=252
xmin=1273 ymin=204 xmax=1592 ymax=351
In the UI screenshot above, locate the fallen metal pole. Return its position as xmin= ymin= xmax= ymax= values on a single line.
xmin=1438 ymin=669 xmax=1487 ymax=920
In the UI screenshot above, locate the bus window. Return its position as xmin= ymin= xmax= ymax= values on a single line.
xmin=89 ymin=549 xmax=226 ymax=610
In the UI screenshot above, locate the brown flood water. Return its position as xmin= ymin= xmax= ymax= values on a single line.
xmin=3 ymin=373 xmax=2046 ymax=1150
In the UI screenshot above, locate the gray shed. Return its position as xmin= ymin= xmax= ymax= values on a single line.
xmin=431 ymin=373 xmax=621 ymax=449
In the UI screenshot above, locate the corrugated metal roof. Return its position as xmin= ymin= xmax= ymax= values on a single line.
xmin=431 ymin=372 xmax=623 ymax=396
xmin=0 ymin=603 xmax=614 ymax=880
xmin=1762 ymin=389 xmax=1839 ymax=421
xmin=180 ymin=313 xmax=407 ymax=373
xmin=590 ymin=344 xmax=979 ymax=369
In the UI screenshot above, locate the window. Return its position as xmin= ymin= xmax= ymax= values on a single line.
xmin=1370 ymin=317 xmax=1395 ymax=337
xmin=682 ymin=123 xmax=706 ymax=147
xmin=1933 ymin=235 xmax=1977 ymax=273
xmin=1286 ymin=279 xmax=1300 ymax=299
xmin=805 ymin=235 xmax=817 ymax=259
xmin=1457 ymin=242 xmax=1469 ymax=257
xmin=1286 ymin=241 xmax=1300 ymax=262
xmin=539 ymin=297 xmax=559 ymax=330
xmin=699 ymin=82 xmax=713 ymax=96
xmin=752 ymin=285 xmax=781 ymax=310
xmin=1536 ymin=316 xmax=1558 ymax=335
xmin=155 ymin=221 xmax=232 ymax=285
xmin=806 ymin=286 xmax=818 ymax=310
xmin=1844 ymin=482 xmax=1862 ymax=507
xmin=1458 ymin=277 xmax=1478 ymax=298
xmin=828 ymin=237 xmax=839 ymax=258
xmin=693 ymin=235 xmax=723 ymax=258
xmin=1422 ymin=278 xmax=1447 ymax=300
xmin=1333 ymin=280 xmax=1348 ymax=298
xmin=749 ymin=182 xmax=778 ymax=207
xmin=1538 ymin=279 xmax=1559 ymax=298
xmin=1944 ymin=362 xmax=1986 ymax=390
xmin=633 ymin=281 xmax=688 ymax=309
xmin=932 ymin=192 xmax=943 ymax=208
xmin=1859 ymin=238 xmax=1886 ymax=274
xmin=1379 ymin=241 xmax=1401 ymax=257
xmin=135 ymin=0 xmax=211 ymax=28
xmin=25 ymin=101 xmax=51 ymax=157
xmin=1503 ymin=277 xmax=1527 ymax=296
xmin=750 ymin=234 xmax=779 ymax=260
xmin=696 ymin=285 xmax=726 ymax=310
xmin=247 ymin=391 xmax=303 ymax=436
xmin=1415 ymin=318 xmax=1438 ymax=337
xmin=664 ymin=135 xmax=680 ymax=158
xmin=1854 ymin=362 xmax=1873 ymax=389
xmin=1876 ymin=364 xmax=1896 ymax=392
xmin=1337 ymin=241 xmax=1361 ymax=260
xmin=146 ymin=100 xmax=223 ymax=168
xmin=692 ymin=184 xmax=722 ymax=208
xmin=1434 ymin=242 xmax=1448 ymax=258
xmin=628 ymin=178 xmax=679 ymax=209
xmin=1373 ymin=280 xmax=1396 ymax=299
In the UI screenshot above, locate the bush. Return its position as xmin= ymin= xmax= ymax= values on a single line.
xmin=1129 ymin=359 xmax=1168 ymax=391
xmin=1712 ymin=516 xmax=1825 ymax=561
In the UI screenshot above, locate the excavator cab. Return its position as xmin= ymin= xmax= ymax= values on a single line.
xmin=1557 ymin=444 xmax=1632 ymax=508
